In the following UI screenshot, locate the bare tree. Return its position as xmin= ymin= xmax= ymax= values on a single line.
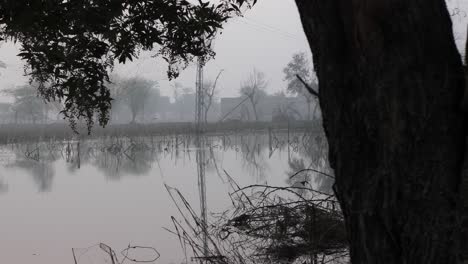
xmin=239 ymin=69 xmax=267 ymax=121
xmin=202 ymin=70 xmax=224 ymax=123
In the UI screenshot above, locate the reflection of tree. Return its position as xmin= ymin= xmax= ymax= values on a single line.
xmin=238 ymin=134 xmax=269 ymax=181
xmin=59 ymin=138 xmax=158 ymax=179
xmin=286 ymin=131 xmax=333 ymax=194
xmin=64 ymin=140 xmax=94 ymax=172
xmin=8 ymin=159 xmax=55 ymax=192
xmin=5 ymin=138 xmax=159 ymax=190
xmin=6 ymin=142 xmax=59 ymax=192
xmin=286 ymin=158 xmax=309 ymax=194
xmin=0 ymin=179 xmax=8 ymax=193
xmin=1 ymin=131 xmax=327 ymax=192
xmin=205 ymin=137 xmax=222 ymax=175
xmin=90 ymin=139 xmax=156 ymax=179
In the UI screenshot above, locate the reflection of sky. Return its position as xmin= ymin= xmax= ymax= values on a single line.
xmin=0 ymin=132 xmax=328 ymax=264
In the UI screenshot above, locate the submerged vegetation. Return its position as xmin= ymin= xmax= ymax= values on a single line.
xmin=0 ymin=121 xmax=319 ymax=144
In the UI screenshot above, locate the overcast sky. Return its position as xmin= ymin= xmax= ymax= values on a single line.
xmin=0 ymin=0 xmax=466 ymax=101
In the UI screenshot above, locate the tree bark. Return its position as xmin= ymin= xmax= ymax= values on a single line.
xmin=295 ymin=0 xmax=466 ymax=263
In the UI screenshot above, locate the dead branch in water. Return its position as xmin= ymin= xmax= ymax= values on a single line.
xmin=72 ymin=243 xmax=160 ymax=264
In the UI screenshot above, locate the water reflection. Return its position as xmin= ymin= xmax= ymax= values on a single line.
xmin=0 ymin=130 xmax=331 ymax=193
xmin=7 ymin=160 xmax=55 ymax=191
xmin=286 ymin=132 xmax=334 ymax=194
xmin=0 ymin=178 xmax=7 ymax=193
xmin=0 ymin=129 xmax=332 ymax=264
xmin=5 ymin=143 xmax=57 ymax=191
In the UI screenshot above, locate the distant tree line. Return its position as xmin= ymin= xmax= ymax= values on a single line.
xmin=0 ymin=54 xmax=319 ymax=125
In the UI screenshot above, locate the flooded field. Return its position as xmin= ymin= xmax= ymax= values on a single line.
xmin=0 ymin=129 xmax=332 ymax=264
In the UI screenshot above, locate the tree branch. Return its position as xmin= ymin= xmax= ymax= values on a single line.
xmin=296 ymin=74 xmax=319 ymax=98
xmin=210 ymin=69 xmax=224 ymax=97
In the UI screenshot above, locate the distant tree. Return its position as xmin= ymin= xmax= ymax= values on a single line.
xmin=117 ymin=77 xmax=157 ymax=124
xmin=283 ymin=52 xmax=318 ymax=120
xmin=0 ymin=1 xmax=242 ymax=130
xmin=5 ymin=84 xmax=46 ymax=124
xmin=144 ymin=88 xmax=162 ymax=121
xmin=171 ymin=82 xmax=184 ymax=120
xmin=239 ymin=69 xmax=267 ymax=121
xmin=172 ymin=82 xmax=183 ymax=105
xmin=271 ymin=90 xmax=303 ymax=120
xmin=171 ymin=83 xmax=195 ymax=121
xmin=239 ymin=104 xmax=250 ymax=121
xmin=202 ymin=70 xmax=224 ymax=123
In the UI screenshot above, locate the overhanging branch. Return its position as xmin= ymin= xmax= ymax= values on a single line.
xmin=296 ymin=74 xmax=319 ymax=98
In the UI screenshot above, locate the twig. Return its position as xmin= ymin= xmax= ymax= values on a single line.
xmin=289 ymin=168 xmax=335 ymax=179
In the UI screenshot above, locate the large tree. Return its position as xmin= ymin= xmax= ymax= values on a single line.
xmin=293 ymin=1 xmax=466 ymax=263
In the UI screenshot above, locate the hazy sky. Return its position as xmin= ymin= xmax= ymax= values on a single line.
xmin=0 ymin=0 xmax=466 ymax=101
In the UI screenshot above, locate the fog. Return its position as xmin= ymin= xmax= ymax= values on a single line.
xmin=0 ymin=0 xmax=465 ymax=102
xmin=0 ymin=1 xmax=467 ymax=264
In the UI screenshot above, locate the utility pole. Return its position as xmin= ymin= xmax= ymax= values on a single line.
xmin=195 ymin=58 xmax=205 ymax=128
xmin=195 ymin=57 xmax=208 ymax=259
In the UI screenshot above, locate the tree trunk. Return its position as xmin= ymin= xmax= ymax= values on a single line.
xmin=205 ymin=100 xmax=212 ymax=124
xmin=204 ymin=107 xmax=209 ymax=124
xmin=250 ymin=98 xmax=258 ymax=121
xmin=295 ymin=0 xmax=466 ymax=263
xmin=312 ymin=102 xmax=319 ymax=121
xmin=131 ymin=111 xmax=136 ymax=124
xmin=142 ymin=103 xmax=145 ymax=123
xmin=306 ymin=98 xmax=311 ymax=121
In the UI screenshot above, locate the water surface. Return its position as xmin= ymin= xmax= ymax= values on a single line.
xmin=0 ymin=130 xmax=330 ymax=264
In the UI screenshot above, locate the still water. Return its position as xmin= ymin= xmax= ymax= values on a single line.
xmin=0 ymin=130 xmax=330 ymax=264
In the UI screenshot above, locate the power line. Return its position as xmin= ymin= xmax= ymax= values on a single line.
xmin=236 ymin=19 xmax=302 ymax=42
xmin=243 ymin=17 xmax=302 ymax=39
